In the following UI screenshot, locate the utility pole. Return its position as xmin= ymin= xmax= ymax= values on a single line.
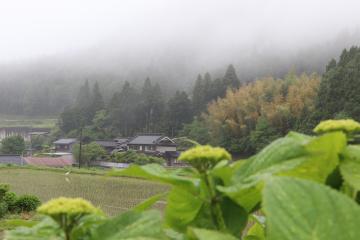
xmin=78 ymin=127 xmax=83 ymax=169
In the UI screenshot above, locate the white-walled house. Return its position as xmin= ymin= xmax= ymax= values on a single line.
xmin=127 ymin=134 xmax=177 ymax=153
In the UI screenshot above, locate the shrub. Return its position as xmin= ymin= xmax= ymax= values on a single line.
xmin=72 ymin=142 xmax=108 ymax=164
xmin=0 ymin=183 xmax=10 ymax=199
xmin=15 ymin=195 xmax=41 ymax=212
xmin=0 ymin=201 xmax=8 ymax=218
xmin=113 ymin=150 xmax=165 ymax=165
xmin=4 ymin=192 xmax=18 ymax=213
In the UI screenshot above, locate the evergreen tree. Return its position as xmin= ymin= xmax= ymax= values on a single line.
xmin=203 ymin=72 xmax=212 ymax=103
xmin=210 ymin=78 xmax=224 ymax=100
xmin=315 ymin=46 xmax=360 ymax=120
xmin=166 ymin=91 xmax=193 ymax=136
xmin=192 ymin=74 xmax=205 ymax=115
xmin=136 ymin=78 xmax=165 ymax=133
xmin=59 ymin=106 xmax=83 ymax=133
xmin=150 ymin=83 xmax=165 ymax=132
xmin=91 ymin=82 xmax=104 ymax=114
xmin=108 ymin=81 xmax=139 ymax=136
xmin=76 ymin=80 xmax=91 ymax=109
xmin=75 ymin=80 xmax=93 ymax=124
xmin=223 ymin=64 xmax=240 ymax=90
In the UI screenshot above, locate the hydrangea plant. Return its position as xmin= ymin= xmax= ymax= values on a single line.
xmin=38 ymin=197 xmax=102 ymax=240
xmin=178 ymin=145 xmax=231 ymax=172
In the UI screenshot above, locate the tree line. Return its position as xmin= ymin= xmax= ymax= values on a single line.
xmin=184 ymin=46 xmax=360 ymax=155
xmin=58 ymin=64 xmax=240 ymax=141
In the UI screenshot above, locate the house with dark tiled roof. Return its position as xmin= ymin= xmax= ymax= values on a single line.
xmin=127 ymin=134 xmax=177 ymax=153
xmin=95 ymin=140 xmax=117 ymax=153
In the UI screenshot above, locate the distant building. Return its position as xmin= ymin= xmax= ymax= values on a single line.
xmin=114 ymin=138 xmax=130 ymax=151
xmin=0 ymin=155 xmax=26 ymax=165
xmin=94 ymin=140 xmax=117 ymax=153
xmin=0 ymin=127 xmax=50 ymax=142
xmin=127 ymin=134 xmax=177 ymax=153
xmin=53 ymin=138 xmax=77 ymax=153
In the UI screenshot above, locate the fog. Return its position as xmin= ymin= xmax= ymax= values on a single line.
xmin=0 ymin=0 xmax=360 ymax=93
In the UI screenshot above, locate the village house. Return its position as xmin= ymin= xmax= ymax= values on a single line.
xmin=127 ymin=134 xmax=177 ymax=153
xmin=53 ymin=138 xmax=77 ymax=153
xmin=114 ymin=138 xmax=130 ymax=151
xmin=95 ymin=140 xmax=118 ymax=153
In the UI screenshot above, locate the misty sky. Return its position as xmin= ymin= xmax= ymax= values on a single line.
xmin=0 ymin=0 xmax=360 ymax=64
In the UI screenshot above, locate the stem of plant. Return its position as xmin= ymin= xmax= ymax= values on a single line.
xmin=202 ymin=172 xmax=227 ymax=231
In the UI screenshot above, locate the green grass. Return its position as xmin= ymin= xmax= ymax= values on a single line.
xmin=0 ymin=168 xmax=168 ymax=216
xmin=0 ymin=115 xmax=56 ymax=128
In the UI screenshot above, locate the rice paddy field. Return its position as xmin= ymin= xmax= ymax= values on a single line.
xmin=0 ymin=168 xmax=168 ymax=216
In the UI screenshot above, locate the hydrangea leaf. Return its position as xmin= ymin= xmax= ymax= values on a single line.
xmin=165 ymin=187 xmax=205 ymax=232
xmin=89 ymin=210 xmax=166 ymax=240
xmin=187 ymin=227 xmax=238 ymax=240
xmin=340 ymin=145 xmax=360 ymax=191
xmin=109 ymin=164 xmax=199 ymax=193
xmin=219 ymin=131 xmax=346 ymax=211
xmin=219 ymin=197 xmax=248 ymax=237
xmin=243 ymin=220 xmax=265 ymax=240
xmin=263 ymin=177 xmax=360 ymax=240
xmin=133 ymin=192 xmax=167 ymax=212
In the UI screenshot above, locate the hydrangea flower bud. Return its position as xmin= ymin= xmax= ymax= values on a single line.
xmin=314 ymin=119 xmax=360 ymax=134
xmin=179 ymin=145 xmax=231 ymax=172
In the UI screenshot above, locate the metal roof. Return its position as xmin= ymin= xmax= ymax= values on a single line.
xmin=95 ymin=140 xmax=117 ymax=148
xmin=53 ymin=138 xmax=77 ymax=145
xmin=0 ymin=155 xmax=25 ymax=165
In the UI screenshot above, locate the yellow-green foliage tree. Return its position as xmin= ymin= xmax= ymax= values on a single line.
xmin=204 ymin=72 xmax=320 ymax=153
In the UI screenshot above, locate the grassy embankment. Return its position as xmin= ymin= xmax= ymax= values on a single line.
xmin=0 ymin=115 xmax=57 ymax=128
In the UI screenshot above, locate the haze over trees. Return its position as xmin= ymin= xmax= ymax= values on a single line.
xmin=55 ymin=46 xmax=360 ymax=155
xmin=0 ymin=31 xmax=359 ymax=117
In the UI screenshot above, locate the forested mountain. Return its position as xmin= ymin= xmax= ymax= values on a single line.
xmin=180 ymin=46 xmax=360 ymax=154
xmin=0 ymin=31 xmax=359 ymax=116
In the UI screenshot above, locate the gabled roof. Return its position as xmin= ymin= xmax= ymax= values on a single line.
xmin=127 ymin=134 xmax=176 ymax=146
xmin=53 ymin=138 xmax=77 ymax=145
xmin=0 ymin=155 xmax=25 ymax=165
xmin=128 ymin=134 xmax=163 ymax=145
xmin=157 ymin=137 xmax=176 ymax=146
